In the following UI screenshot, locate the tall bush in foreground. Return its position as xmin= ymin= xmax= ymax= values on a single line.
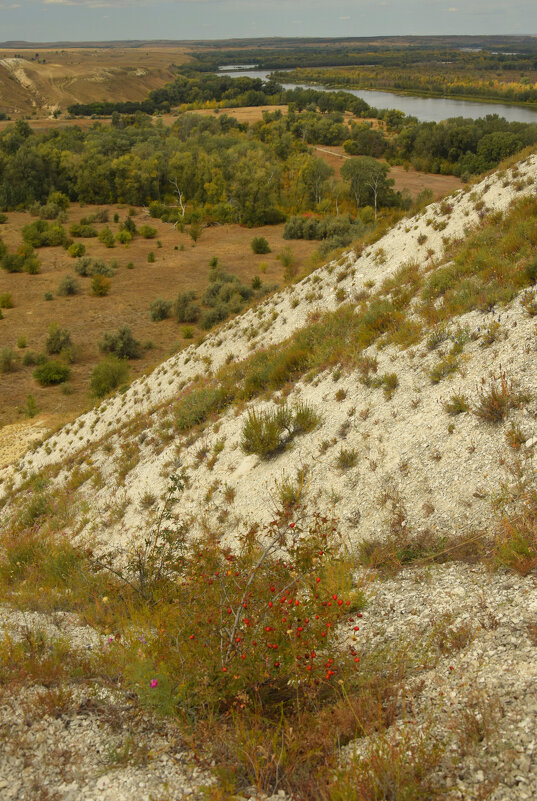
xmin=95 ymin=478 xmax=363 ymax=722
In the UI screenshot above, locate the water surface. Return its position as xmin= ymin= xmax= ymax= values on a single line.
xmin=219 ymin=68 xmax=537 ymax=124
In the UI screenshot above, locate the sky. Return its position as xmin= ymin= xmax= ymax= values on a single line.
xmin=0 ymin=0 xmax=536 ymax=43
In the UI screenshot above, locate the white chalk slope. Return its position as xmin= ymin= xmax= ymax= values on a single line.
xmin=1 ymin=155 xmax=537 ymax=551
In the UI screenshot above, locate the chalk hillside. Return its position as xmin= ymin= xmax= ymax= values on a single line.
xmin=1 ymin=153 xmax=537 ymax=801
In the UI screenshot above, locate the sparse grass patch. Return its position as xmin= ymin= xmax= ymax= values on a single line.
xmin=444 ymin=393 xmax=470 ymax=416
xmin=241 ymin=402 xmax=321 ymax=458
xmin=521 ymin=289 xmax=537 ymax=316
xmin=473 ymin=374 xmax=522 ymax=424
xmin=492 ymin=488 xmax=537 ymax=575
xmin=429 ymin=354 xmax=459 ymax=384
xmin=336 ymin=447 xmax=358 ymax=471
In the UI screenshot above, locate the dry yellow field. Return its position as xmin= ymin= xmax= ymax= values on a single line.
xmin=0 ymin=207 xmax=319 ymax=432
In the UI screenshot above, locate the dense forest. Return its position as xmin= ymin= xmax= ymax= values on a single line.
xmin=273 ymin=63 xmax=537 ymax=107
xmin=0 ymin=110 xmax=404 ymax=229
xmin=189 ymin=45 xmax=537 ymax=73
xmin=64 ymin=72 xmax=537 ymax=180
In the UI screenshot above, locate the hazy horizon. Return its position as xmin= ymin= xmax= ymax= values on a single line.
xmin=0 ymin=1 xmax=535 ymax=46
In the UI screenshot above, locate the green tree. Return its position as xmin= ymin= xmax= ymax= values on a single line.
xmin=341 ymin=157 xmax=393 ymax=217
xmin=301 ymin=157 xmax=334 ymax=206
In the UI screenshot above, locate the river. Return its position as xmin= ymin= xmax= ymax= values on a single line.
xmin=219 ymin=68 xmax=537 ymax=124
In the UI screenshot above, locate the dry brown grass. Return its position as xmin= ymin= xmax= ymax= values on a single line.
xmin=0 ymin=205 xmax=319 ymax=431
xmin=0 ymin=45 xmax=193 ymax=118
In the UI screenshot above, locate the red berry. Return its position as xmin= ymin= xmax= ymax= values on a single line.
xmin=316 ymin=577 xmax=321 ymax=583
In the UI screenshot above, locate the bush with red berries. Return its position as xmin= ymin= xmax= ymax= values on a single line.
xmin=102 ymin=494 xmax=365 ymax=721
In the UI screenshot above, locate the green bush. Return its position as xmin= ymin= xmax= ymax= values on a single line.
xmin=57 ymin=275 xmax=80 ymax=296
xmin=67 ymin=242 xmax=85 ymax=258
xmin=150 ymin=298 xmax=172 ymax=321
xmin=174 ymin=291 xmax=200 ymax=323
xmin=90 ymin=356 xmax=130 ymax=397
xmin=98 ymin=227 xmax=115 ymax=248
xmin=74 ymin=258 xmax=114 ymax=277
xmin=0 ymin=292 xmax=13 ymax=308
xmin=22 ymin=394 xmax=38 ymax=418
xmin=33 ymin=360 xmax=70 ymax=386
xmin=1 ymin=243 xmax=41 ymax=274
xmin=99 ymin=326 xmax=141 ymax=359
xmin=278 ymin=246 xmax=296 ymax=276
xmin=147 ymin=251 xmax=155 ymax=263
xmin=69 ymin=223 xmax=98 ymax=238
xmin=80 ymin=209 xmax=109 ymax=225
xmin=122 ymin=216 xmax=137 ymax=234
xmin=22 ymin=220 xmax=69 ymax=248
xmin=200 ymin=304 xmax=228 ymax=330
xmin=139 ymin=225 xmax=157 ymax=239
xmin=251 ymin=236 xmax=271 ymax=254
xmin=22 ymin=351 xmax=41 ymax=367
xmin=174 ymin=385 xmax=229 ymax=431
xmin=91 ymin=274 xmax=111 ymax=296
xmin=116 ymin=229 xmax=132 ymax=245
xmin=0 ymin=347 xmax=17 ymax=373
xmin=0 ymin=214 xmax=7 ymax=224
